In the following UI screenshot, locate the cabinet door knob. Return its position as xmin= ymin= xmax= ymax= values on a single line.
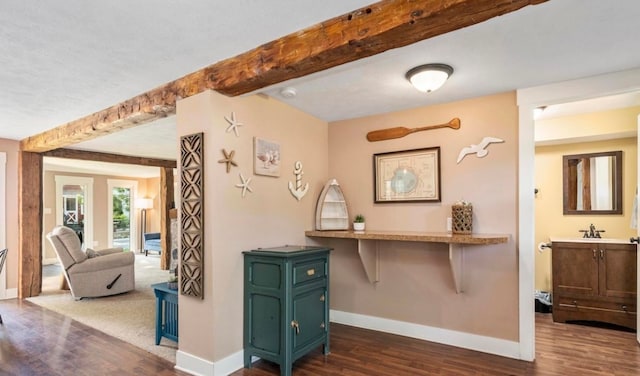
xmin=600 ymin=249 xmax=604 ymax=260
xmin=573 ymin=300 xmax=578 ymax=306
xmin=592 ymin=249 xmax=597 ymax=259
xmin=320 ymin=294 xmax=325 ymax=302
xmin=622 ymin=305 xmax=628 ymax=312
xmin=320 ymin=322 xmax=325 ymax=329
xmin=291 ymin=320 xmax=300 ymax=335
xmin=307 ymin=269 xmax=316 ymax=276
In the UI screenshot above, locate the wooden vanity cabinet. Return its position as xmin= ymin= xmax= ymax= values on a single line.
xmin=552 ymin=241 xmax=637 ymax=329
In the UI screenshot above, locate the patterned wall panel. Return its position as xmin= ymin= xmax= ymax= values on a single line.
xmin=180 ymin=132 xmax=204 ymax=299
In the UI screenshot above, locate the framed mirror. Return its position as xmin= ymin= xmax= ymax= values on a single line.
xmin=563 ymin=150 xmax=622 ymax=215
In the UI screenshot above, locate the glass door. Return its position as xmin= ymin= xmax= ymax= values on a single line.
xmin=107 ymin=179 xmax=138 ymax=252
xmin=112 ymin=187 xmax=132 ymax=251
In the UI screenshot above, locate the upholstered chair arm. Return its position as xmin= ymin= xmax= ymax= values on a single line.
xmin=68 ymin=252 xmax=135 ymax=274
xmin=96 ymin=247 xmax=124 ymax=256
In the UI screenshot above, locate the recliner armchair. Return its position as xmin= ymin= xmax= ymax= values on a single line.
xmin=46 ymin=226 xmax=135 ymax=299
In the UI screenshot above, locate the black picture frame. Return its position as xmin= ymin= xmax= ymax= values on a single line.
xmin=373 ymin=147 xmax=441 ymax=203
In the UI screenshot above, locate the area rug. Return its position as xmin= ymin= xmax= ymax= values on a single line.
xmin=27 ymin=254 xmax=178 ymax=363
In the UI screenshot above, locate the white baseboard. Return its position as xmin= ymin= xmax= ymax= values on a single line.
xmin=212 ymin=350 xmax=246 ymax=376
xmin=176 ymin=311 xmax=522 ymax=376
xmin=0 ymin=288 xmax=17 ymax=300
xmin=330 ymin=309 xmax=522 ymax=360
xmin=176 ymin=349 xmax=248 ymax=376
xmin=175 ymin=350 xmax=214 ymax=376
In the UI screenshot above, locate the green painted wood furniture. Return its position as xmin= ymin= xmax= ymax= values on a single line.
xmin=243 ymin=245 xmax=332 ymax=376
xmin=152 ymin=282 xmax=178 ymax=345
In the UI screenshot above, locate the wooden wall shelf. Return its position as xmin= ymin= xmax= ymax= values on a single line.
xmin=305 ymin=230 xmax=509 ymax=293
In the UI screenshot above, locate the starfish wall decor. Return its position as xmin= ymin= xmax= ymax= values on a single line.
xmin=224 ymin=111 xmax=243 ymax=137
xmin=218 ymin=148 xmax=237 ymax=173
xmin=235 ymin=173 xmax=253 ymax=198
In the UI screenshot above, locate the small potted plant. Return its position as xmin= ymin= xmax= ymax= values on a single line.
xmin=353 ymin=214 xmax=365 ymax=231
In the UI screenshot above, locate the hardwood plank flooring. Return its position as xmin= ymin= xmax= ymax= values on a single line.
xmin=233 ymin=314 xmax=640 ymax=376
xmin=0 ymin=299 xmax=189 ymax=376
xmin=1 ymin=298 xmax=639 ymax=375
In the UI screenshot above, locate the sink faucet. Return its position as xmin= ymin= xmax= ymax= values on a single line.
xmin=580 ymin=224 xmax=605 ymax=238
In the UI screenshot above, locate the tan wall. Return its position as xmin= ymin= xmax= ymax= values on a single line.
xmin=0 ymin=138 xmax=19 ymax=291
xmin=43 ymin=171 xmax=160 ymax=259
xmin=534 ymin=137 xmax=637 ymax=291
xmin=176 ymin=91 xmax=329 ymax=361
xmin=326 ymin=92 xmax=518 ymax=341
xmin=145 ymin=177 xmax=161 ymax=234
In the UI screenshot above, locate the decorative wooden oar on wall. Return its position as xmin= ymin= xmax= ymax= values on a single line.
xmin=366 ymin=118 xmax=461 ymax=142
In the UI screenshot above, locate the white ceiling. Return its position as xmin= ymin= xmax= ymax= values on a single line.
xmin=4 ymin=1 xmax=640 ymax=178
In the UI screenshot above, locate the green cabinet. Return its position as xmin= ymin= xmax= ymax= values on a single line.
xmin=243 ymin=245 xmax=331 ymax=376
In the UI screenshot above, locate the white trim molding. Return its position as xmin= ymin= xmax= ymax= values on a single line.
xmin=2 ymin=288 xmax=17 ymax=300
xmin=0 ymin=152 xmax=6 ymax=298
xmin=175 ymin=350 xmax=214 ymax=376
xmin=330 ymin=310 xmax=521 ymax=360
xmin=176 ymin=349 xmax=250 ymax=376
xmin=211 ymin=350 xmax=247 ymax=376
xmin=106 ymin=179 xmax=139 ymax=251
xmin=175 ymin=308 xmax=525 ymax=376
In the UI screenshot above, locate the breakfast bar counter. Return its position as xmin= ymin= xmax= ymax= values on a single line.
xmin=305 ymin=230 xmax=509 ymax=293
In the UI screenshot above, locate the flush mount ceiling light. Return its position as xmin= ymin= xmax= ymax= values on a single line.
xmin=406 ymin=63 xmax=454 ymax=93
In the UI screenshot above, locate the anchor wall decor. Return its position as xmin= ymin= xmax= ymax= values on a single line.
xmin=288 ymin=161 xmax=309 ymax=201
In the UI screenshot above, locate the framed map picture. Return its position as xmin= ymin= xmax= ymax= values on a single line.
xmin=373 ymin=147 xmax=441 ymax=203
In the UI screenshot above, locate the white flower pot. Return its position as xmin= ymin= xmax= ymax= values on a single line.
xmin=353 ymin=222 xmax=365 ymax=231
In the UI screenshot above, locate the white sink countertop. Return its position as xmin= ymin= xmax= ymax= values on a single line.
xmin=550 ymin=237 xmax=632 ymax=244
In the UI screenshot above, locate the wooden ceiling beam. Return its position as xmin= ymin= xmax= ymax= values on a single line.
xmin=43 ymin=148 xmax=177 ymax=169
xmin=206 ymin=0 xmax=548 ymax=96
xmin=20 ymin=91 xmax=177 ymax=153
xmin=20 ymin=0 xmax=547 ymax=152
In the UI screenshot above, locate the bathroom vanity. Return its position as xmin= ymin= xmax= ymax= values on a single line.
xmin=551 ymin=238 xmax=637 ymax=329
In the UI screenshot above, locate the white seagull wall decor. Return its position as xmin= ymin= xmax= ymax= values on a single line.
xmin=456 ymin=136 xmax=505 ymax=164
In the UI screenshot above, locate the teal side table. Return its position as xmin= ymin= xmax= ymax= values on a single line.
xmin=152 ymin=282 xmax=178 ymax=345
xmin=243 ymin=245 xmax=332 ymax=376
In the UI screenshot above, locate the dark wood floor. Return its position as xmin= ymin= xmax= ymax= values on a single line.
xmin=0 ymin=299 xmax=189 ymax=376
xmin=233 ymin=316 xmax=640 ymax=376
xmin=1 ymin=298 xmax=639 ymax=375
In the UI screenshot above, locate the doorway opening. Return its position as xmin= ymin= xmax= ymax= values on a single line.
xmin=533 ymin=94 xmax=639 ymax=334
xmin=518 ymin=68 xmax=640 ymax=360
